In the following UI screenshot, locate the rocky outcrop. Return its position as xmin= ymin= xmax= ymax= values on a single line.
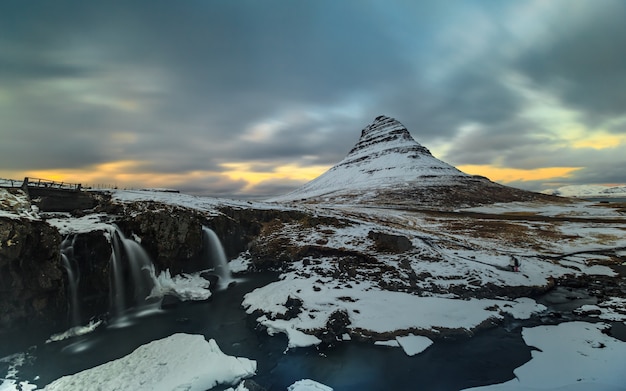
xmin=368 ymin=231 xmax=413 ymax=253
xmin=67 ymin=230 xmax=112 ymax=320
xmin=0 ymin=217 xmax=64 ymax=334
xmin=116 ymin=202 xmax=204 ymax=274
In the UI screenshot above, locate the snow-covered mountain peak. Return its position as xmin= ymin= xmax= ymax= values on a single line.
xmin=345 ymin=115 xmax=433 ymax=162
xmin=270 ymin=116 xmax=556 ymax=207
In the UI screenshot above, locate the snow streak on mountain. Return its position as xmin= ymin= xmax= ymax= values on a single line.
xmin=271 ymin=115 xmax=556 ymax=207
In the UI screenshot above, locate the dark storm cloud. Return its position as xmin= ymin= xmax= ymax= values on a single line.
xmin=1 ymin=0 xmax=417 ymax=176
xmin=514 ymin=1 xmax=626 ymax=128
xmin=2 ymin=0 xmax=626 ymax=195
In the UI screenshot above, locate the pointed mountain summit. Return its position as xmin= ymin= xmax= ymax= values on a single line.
xmin=271 ymin=115 xmax=556 ymax=207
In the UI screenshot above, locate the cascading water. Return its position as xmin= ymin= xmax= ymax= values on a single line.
xmin=202 ymin=227 xmax=233 ymax=290
xmin=60 ymin=236 xmax=81 ymax=327
xmin=108 ymin=226 xmax=157 ymax=316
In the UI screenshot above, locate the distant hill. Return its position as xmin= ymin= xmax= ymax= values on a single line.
xmin=542 ymin=184 xmax=626 ymax=198
xmin=270 ymin=115 xmax=558 ymax=208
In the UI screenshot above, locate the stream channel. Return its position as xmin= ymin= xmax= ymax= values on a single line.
xmin=3 ymin=272 xmax=618 ymax=391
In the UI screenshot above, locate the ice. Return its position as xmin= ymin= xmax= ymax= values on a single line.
xmin=43 ymin=333 xmax=256 ymax=391
xmin=463 ymin=322 xmax=626 ymax=391
xmin=244 ymin=275 xmax=547 ymax=348
xmin=46 ymin=320 xmax=102 ymax=343
xmin=146 ymin=266 xmax=212 ymax=301
xmin=288 ymin=379 xmax=334 ymax=391
xmin=395 ymin=334 xmax=433 ymax=356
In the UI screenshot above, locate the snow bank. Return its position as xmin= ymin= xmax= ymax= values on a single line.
xmin=243 ymin=275 xmax=546 ymax=348
xmin=46 ymin=214 xmax=113 ymax=234
xmin=0 ymin=353 xmax=36 ymax=391
xmin=395 ymin=334 xmax=433 ymax=356
xmin=0 ymin=188 xmax=38 ymax=219
xmin=43 ymin=333 xmax=256 ymax=391
xmin=288 ymin=379 xmax=334 ymax=391
xmin=46 ymin=320 xmax=102 ymax=343
xmin=463 ymin=322 xmax=626 ymax=391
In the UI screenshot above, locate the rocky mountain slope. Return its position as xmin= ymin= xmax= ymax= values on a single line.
xmin=270 ymin=115 xmax=558 ymax=208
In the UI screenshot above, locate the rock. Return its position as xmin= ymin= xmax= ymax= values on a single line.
xmin=70 ymin=230 xmax=113 ymax=320
xmin=316 ymin=309 xmax=351 ymax=349
xmin=117 ymin=202 xmax=204 ymax=273
xmin=280 ymin=296 xmax=303 ymax=320
xmin=0 ymin=217 xmax=65 ymax=334
xmin=368 ymin=231 xmax=413 ymax=253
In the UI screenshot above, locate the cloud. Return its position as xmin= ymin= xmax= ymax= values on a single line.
xmin=1 ymin=1 xmax=625 ymax=196
xmin=513 ymin=1 xmax=626 ymax=127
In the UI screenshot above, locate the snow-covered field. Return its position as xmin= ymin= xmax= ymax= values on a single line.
xmin=542 ymin=184 xmax=626 ymax=198
xmin=463 ymin=322 xmax=626 ymax=391
xmin=43 ymin=334 xmax=256 ymax=391
xmin=2 ymin=188 xmax=626 ymax=390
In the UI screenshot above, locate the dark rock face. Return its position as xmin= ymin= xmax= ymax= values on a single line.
xmin=0 ymin=217 xmax=64 ymax=334
xmin=28 ymin=189 xmax=97 ymax=212
xmin=116 ymin=202 xmax=204 ymax=274
xmin=68 ymin=230 xmax=112 ymax=321
xmin=368 ymin=231 xmax=413 ymax=253
xmin=317 ymin=309 xmax=351 ymax=348
xmin=344 ymin=115 xmax=433 ymax=164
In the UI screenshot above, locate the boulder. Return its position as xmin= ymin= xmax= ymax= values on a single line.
xmin=368 ymin=231 xmax=413 ymax=253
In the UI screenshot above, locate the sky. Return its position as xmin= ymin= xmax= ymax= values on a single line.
xmin=1 ymin=0 xmax=625 ymax=198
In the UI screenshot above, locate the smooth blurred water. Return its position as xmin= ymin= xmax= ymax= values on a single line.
xmin=1 ymin=271 xmax=538 ymax=391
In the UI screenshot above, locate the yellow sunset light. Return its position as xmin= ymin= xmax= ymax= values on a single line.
xmin=458 ymin=165 xmax=582 ymax=183
xmin=220 ymin=162 xmax=330 ymax=188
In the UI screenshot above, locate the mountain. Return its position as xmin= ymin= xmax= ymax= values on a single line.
xmin=270 ymin=115 xmax=557 ymax=208
xmin=542 ymin=184 xmax=626 ymax=198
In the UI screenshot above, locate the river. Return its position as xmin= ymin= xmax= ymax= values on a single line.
xmin=2 ymin=272 xmax=610 ymax=391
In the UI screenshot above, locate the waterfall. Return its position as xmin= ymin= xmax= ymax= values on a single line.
xmin=108 ymin=226 xmax=156 ymax=316
xmin=60 ymin=236 xmax=81 ymax=327
xmin=202 ymin=227 xmax=233 ymax=289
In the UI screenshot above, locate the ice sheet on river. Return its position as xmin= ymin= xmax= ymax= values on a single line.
xmin=463 ymin=322 xmax=626 ymax=391
xmin=42 ymin=333 xmax=256 ymax=391
xmin=243 ymin=276 xmax=547 ymax=349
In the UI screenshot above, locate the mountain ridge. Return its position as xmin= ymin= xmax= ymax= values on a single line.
xmin=271 ymin=115 xmax=559 ymax=208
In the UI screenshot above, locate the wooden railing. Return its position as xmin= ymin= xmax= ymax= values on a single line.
xmin=21 ymin=177 xmax=82 ymax=191
xmin=0 ymin=178 xmax=22 ymax=188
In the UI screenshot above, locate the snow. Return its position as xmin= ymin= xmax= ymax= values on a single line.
xmin=461 ymin=200 xmax=625 ymax=219
xmin=463 ymin=322 xmax=626 ymax=391
xmin=542 ymin=184 xmax=626 ymax=198
xmin=288 ymin=379 xmax=334 ymax=391
xmin=110 ymin=189 xmax=279 ymax=214
xmin=395 ymin=334 xmax=433 ymax=356
xmin=224 ymin=382 xmax=250 ymax=391
xmin=0 ymin=188 xmax=38 ymax=220
xmin=46 ymin=213 xmax=113 ymax=234
xmin=229 ymin=254 xmax=252 ymax=274
xmin=42 ymin=333 xmax=256 ymax=391
xmin=146 ymin=266 xmax=213 ymax=301
xmin=374 ymin=340 xmax=400 ymax=348
xmin=46 ymin=320 xmax=102 ymax=343
xmin=269 ymin=116 xmax=467 ymax=202
xmin=0 ymin=353 xmax=37 ymax=391
xmin=243 ymin=275 xmax=547 ymax=348
xmin=573 ymin=297 xmax=626 ymax=322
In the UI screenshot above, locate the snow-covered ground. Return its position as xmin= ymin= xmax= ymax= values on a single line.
xmin=42 ymin=334 xmax=255 ymax=391
xmin=3 ymin=187 xmax=626 ymax=390
xmin=243 ymin=273 xmax=547 ymax=349
xmin=463 ymin=322 xmax=626 ymax=391
xmin=542 ymin=184 xmax=626 ymax=198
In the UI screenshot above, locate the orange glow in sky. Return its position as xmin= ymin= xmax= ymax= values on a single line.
xmin=457 ymin=165 xmax=582 ymax=183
